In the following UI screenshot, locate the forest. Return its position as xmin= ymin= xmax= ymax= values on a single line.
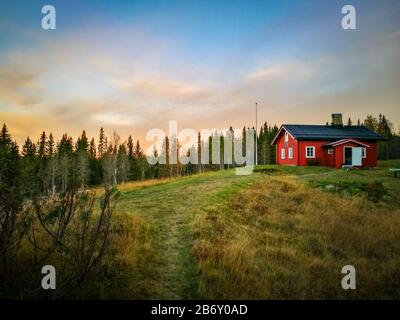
xmin=2 ymin=113 xmax=399 ymax=197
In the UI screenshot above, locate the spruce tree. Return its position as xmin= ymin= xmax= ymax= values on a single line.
xmin=347 ymin=118 xmax=353 ymax=126
xmin=133 ymin=140 xmax=145 ymax=180
xmin=98 ymin=127 xmax=107 ymax=158
xmin=117 ymin=143 xmax=129 ymax=183
xmin=75 ymin=130 xmax=89 ymax=190
xmin=47 ymin=133 xmax=56 ymax=195
xmin=127 ymin=135 xmax=134 ymax=160
xmin=89 ymin=138 xmax=96 ymax=159
xmin=21 ymin=137 xmax=39 ymax=196
xmin=0 ymin=124 xmax=23 ymax=268
xmin=38 ymin=131 xmax=47 ymax=192
xmin=88 ymin=137 xmax=102 ymax=185
xmin=58 ymin=134 xmax=74 ymax=191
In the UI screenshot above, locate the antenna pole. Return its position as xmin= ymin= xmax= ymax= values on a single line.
xmin=255 ymin=102 xmax=258 ymax=166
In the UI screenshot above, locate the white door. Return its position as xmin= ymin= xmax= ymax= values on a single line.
xmin=352 ymin=147 xmax=362 ymax=166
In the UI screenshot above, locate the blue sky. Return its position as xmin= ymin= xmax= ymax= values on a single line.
xmin=0 ymin=0 xmax=399 ymax=145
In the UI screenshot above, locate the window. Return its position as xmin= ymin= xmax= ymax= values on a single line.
xmin=328 ymin=149 xmax=334 ymax=155
xmin=281 ymin=148 xmax=286 ymax=159
xmin=306 ymin=146 xmax=315 ymax=158
xmin=362 ymin=147 xmax=366 ymax=158
xmin=288 ymin=147 xmax=293 ymax=159
xmin=284 ymin=132 xmax=289 ymax=147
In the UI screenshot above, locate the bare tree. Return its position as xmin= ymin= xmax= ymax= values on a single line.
xmin=76 ymin=150 xmax=89 ymax=191
xmin=110 ymin=131 xmax=120 ymax=185
xmin=32 ymin=186 xmax=120 ymax=297
xmin=117 ymin=143 xmax=129 ymax=184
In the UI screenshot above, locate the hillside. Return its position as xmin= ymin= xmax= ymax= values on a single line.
xmin=105 ymin=161 xmax=400 ymax=299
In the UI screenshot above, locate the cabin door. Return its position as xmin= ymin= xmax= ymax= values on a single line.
xmin=344 ymin=147 xmax=362 ymax=166
xmin=344 ymin=147 xmax=352 ymax=165
xmin=352 ymin=147 xmax=362 ymax=166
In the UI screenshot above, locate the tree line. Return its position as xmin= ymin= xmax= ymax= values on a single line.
xmin=1 ymin=113 xmax=398 ymax=199
xmin=1 ymin=123 xmax=123 ymax=298
xmin=341 ymin=113 xmax=400 ymax=160
xmin=361 ymin=114 xmax=400 ymax=160
xmin=0 ymin=123 xmax=280 ymax=198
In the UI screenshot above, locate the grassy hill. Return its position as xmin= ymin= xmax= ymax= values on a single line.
xmin=101 ymin=160 xmax=400 ymax=299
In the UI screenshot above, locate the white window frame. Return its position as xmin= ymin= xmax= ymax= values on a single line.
xmin=288 ymin=147 xmax=293 ymax=159
xmin=305 ymin=146 xmax=315 ymax=159
xmin=328 ymin=149 xmax=334 ymax=155
xmin=361 ymin=147 xmax=366 ymax=158
xmin=281 ymin=148 xmax=286 ymax=159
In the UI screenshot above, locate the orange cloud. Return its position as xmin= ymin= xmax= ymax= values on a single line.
xmin=112 ymin=75 xmax=212 ymax=104
xmin=0 ymin=65 xmax=42 ymax=108
xmin=246 ymin=61 xmax=314 ymax=83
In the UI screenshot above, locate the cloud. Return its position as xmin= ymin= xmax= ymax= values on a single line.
xmin=0 ymin=65 xmax=42 ymax=108
xmin=246 ymin=62 xmax=312 ymax=82
xmin=92 ymin=112 xmax=133 ymax=126
xmin=0 ymin=111 xmax=62 ymax=144
xmin=0 ymin=2 xmax=399 ymax=149
xmin=111 ymin=75 xmax=212 ymax=105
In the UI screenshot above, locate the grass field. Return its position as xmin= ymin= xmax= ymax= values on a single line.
xmin=106 ymin=160 xmax=400 ymax=299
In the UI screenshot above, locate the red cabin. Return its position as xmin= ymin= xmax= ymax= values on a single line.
xmin=271 ymin=114 xmax=385 ymax=168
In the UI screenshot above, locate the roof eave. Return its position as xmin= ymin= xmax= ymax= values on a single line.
xmin=270 ymin=125 xmax=297 ymax=145
xmin=296 ymin=136 xmax=386 ymax=141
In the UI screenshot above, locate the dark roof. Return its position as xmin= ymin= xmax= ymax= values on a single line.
xmin=283 ymin=125 xmax=385 ymax=141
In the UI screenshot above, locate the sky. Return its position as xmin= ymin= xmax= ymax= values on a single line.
xmin=0 ymin=0 xmax=399 ymax=147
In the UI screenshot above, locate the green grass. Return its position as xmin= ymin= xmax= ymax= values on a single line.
xmin=254 ymin=164 xmax=336 ymax=176
xmin=115 ymin=170 xmax=262 ymax=299
xmin=111 ymin=160 xmax=400 ymax=299
xmin=254 ymin=160 xmax=400 ymax=206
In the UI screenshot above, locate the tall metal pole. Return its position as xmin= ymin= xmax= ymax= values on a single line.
xmin=255 ymin=102 xmax=258 ymax=166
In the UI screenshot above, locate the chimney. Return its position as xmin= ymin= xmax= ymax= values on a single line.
xmin=331 ymin=113 xmax=343 ymax=126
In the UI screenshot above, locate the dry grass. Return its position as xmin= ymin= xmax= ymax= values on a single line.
xmin=193 ymin=175 xmax=400 ymax=299
xmin=67 ymin=191 xmax=157 ymax=299
xmin=117 ymin=178 xmax=176 ymax=192
xmin=3 ymin=207 xmax=151 ymax=299
xmin=87 ymin=210 xmax=152 ymax=299
xmin=18 ymin=163 xmax=395 ymax=299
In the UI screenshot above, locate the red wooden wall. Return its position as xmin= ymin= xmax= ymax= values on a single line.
xmin=275 ymin=131 xmax=299 ymax=165
xmin=275 ymin=130 xmax=378 ymax=168
xmin=333 ymin=141 xmax=377 ymax=168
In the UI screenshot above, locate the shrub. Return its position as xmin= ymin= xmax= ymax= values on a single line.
xmin=253 ymin=167 xmax=279 ymax=174
xmin=364 ymin=181 xmax=387 ymax=201
xmin=310 ymin=180 xmax=388 ymax=202
xmin=0 ymin=186 xmax=126 ymax=299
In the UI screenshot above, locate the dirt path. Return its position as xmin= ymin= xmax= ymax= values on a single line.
xmin=118 ymin=171 xmax=260 ymax=299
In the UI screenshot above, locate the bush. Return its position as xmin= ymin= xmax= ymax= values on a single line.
xmin=364 ymin=181 xmax=388 ymax=201
xmin=311 ymin=180 xmax=388 ymax=202
xmin=253 ymin=167 xmax=279 ymax=174
xmin=0 ymin=186 xmax=126 ymax=299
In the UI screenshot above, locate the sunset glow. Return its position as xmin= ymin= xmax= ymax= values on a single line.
xmin=1 ymin=0 xmax=399 ymax=146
